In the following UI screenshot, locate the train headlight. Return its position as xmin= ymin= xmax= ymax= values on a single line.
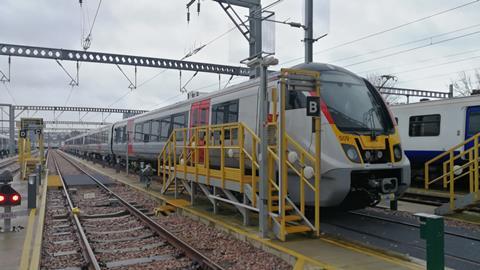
xmin=393 ymin=144 xmax=402 ymax=162
xmin=364 ymin=151 xmax=372 ymax=161
xmin=342 ymin=144 xmax=361 ymax=163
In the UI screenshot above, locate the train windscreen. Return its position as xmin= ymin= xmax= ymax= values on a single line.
xmin=321 ymin=71 xmax=394 ymax=135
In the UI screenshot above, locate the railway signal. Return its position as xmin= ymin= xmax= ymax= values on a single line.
xmin=0 ymin=185 xmax=21 ymax=206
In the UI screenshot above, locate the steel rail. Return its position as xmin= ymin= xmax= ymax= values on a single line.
xmin=51 ymin=152 xmax=102 ymax=270
xmin=349 ymin=210 xmax=480 ymax=242
xmin=56 ymin=150 xmax=225 ymax=270
xmin=0 ymin=159 xmax=16 ymax=170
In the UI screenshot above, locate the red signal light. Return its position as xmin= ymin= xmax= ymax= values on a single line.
xmin=11 ymin=194 xmax=20 ymax=202
xmin=0 ymin=194 xmax=5 ymax=203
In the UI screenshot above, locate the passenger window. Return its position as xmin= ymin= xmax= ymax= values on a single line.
xmin=286 ymin=91 xmax=307 ymax=110
xmin=212 ymin=100 xmax=239 ymax=139
xmin=467 ymin=111 xmax=480 ymax=136
xmin=142 ymin=122 xmax=151 ymax=142
xmin=135 ymin=123 xmax=143 ymax=142
xmin=192 ymin=109 xmax=198 ymax=126
xmin=151 ymin=120 xmax=160 ymax=142
xmin=201 ymin=108 xmax=207 ymax=124
xmin=160 ymin=117 xmax=171 ymax=141
xmin=172 ymin=112 xmax=188 ymax=141
xmin=409 ymin=114 xmax=441 ymax=137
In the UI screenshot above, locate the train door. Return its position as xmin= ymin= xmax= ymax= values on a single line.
xmin=190 ymin=99 xmax=210 ymax=128
xmin=190 ymin=99 xmax=210 ymax=163
xmin=465 ymin=106 xmax=480 ymax=149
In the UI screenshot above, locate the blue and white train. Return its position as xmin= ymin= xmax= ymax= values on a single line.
xmin=391 ymin=95 xmax=480 ymax=178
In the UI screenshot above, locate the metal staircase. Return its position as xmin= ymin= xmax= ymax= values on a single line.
xmin=425 ymin=133 xmax=480 ymax=215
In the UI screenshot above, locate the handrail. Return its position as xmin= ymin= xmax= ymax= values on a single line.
xmin=425 ymin=133 xmax=480 ymax=166
xmin=157 ymin=119 xmax=320 ymax=239
xmin=424 ymin=132 xmax=480 ymax=212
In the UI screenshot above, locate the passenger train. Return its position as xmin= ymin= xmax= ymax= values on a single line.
xmin=0 ymin=134 xmax=16 ymax=158
xmin=392 ymin=94 xmax=480 ymax=179
xmin=64 ymin=63 xmax=410 ymax=207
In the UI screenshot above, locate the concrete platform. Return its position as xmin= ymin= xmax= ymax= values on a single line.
xmin=0 ymin=167 xmax=47 ymax=270
xmin=68 ymin=153 xmax=426 ymax=270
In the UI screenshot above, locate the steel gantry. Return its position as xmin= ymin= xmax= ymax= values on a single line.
xmin=0 ymin=43 xmax=250 ymax=77
xmin=0 ymin=103 xmax=147 ymax=154
xmin=379 ymin=86 xmax=454 ymax=103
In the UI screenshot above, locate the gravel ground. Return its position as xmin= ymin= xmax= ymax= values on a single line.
xmin=153 ymin=214 xmax=291 ymax=270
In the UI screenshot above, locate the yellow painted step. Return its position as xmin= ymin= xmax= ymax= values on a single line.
xmin=275 ymin=215 xmax=302 ymax=222
xmin=271 ymin=205 xmax=293 ymax=211
xmin=286 ymin=225 xmax=312 ymax=234
xmin=271 ymin=195 xmax=279 ymax=201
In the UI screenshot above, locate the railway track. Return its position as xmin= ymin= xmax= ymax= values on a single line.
xmin=43 ymin=151 xmax=223 ymax=270
xmin=399 ymin=192 xmax=448 ymax=206
xmin=0 ymin=156 xmax=19 ymax=174
xmin=399 ymin=191 xmax=480 ymax=214
xmin=321 ymin=207 xmax=480 ymax=270
xmin=42 ymin=150 xmax=291 ymax=270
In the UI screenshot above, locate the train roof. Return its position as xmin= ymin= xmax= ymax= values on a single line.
xmin=117 ymin=62 xmax=362 ymax=121
xmin=391 ymin=94 xmax=480 ymax=109
xmin=64 ymin=62 xmax=362 ymax=141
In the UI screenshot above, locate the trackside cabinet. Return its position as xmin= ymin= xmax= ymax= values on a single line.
xmin=415 ymin=213 xmax=444 ymax=270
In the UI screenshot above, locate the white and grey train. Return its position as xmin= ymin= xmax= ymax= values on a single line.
xmin=392 ymin=94 xmax=480 ymax=179
xmin=64 ymin=63 xmax=410 ymax=207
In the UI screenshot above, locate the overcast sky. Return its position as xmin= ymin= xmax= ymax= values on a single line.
xmin=1 ymin=0 xmax=480 ymax=124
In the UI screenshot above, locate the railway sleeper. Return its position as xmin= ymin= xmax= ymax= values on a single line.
xmin=95 ymin=242 xmax=167 ymax=254
xmin=90 ymin=232 xmax=155 ymax=243
xmin=104 ymin=254 xmax=177 ymax=269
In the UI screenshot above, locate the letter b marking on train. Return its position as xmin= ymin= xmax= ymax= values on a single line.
xmin=306 ymin=96 xmax=321 ymax=117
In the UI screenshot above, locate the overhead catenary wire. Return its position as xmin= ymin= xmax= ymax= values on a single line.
xmin=392 ymin=54 xmax=480 ymax=76
xmin=358 ymin=48 xmax=480 ymax=75
xmin=108 ymin=26 xmax=243 ymax=108
xmin=344 ymin=29 xmax=480 ymax=68
xmin=280 ymin=0 xmax=480 ymax=65
xmin=80 ymin=0 xmax=103 ymax=50
xmin=397 ymin=65 xmax=480 ymax=85
xmin=331 ymin=23 xmax=480 ymax=64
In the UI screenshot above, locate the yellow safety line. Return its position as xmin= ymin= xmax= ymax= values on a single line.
xmin=18 ymin=209 xmax=36 ymax=270
xmin=71 ymin=153 xmax=425 ymax=270
xmin=293 ymin=258 xmax=305 ymax=270
xmin=29 ymin=175 xmax=48 ymax=270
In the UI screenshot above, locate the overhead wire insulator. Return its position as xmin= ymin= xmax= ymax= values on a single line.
xmin=187 ymin=8 xmax=190 ymax=23
xmin=197 ymin=0 xmax=201 ymax=14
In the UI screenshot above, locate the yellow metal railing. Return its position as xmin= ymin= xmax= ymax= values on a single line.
xmin=425 ymin=133 xmax=480 ymax=210
xmin=157 ymin=122 xmax=261 ymax=204
xmin=157 ymin=121 xmax=320 ymax=238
